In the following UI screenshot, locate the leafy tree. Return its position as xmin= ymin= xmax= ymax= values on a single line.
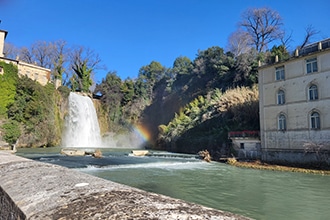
xmin=193 ymin=46 xmax=231 ymax=76
xmin=70 ymin=46 xmax=101 ymax=92
xmin=95 ymin=71 xmax=123 ymax=123
xmin=121 ymin=78 xmax=134 ymax=105
xmin=234 ymin=49 xmax=259 ymax=86
xmin=138 ymin=61 xmax=166 ymax=100
xmin=268 ymin=45 xmax=290 ymax=63
xmin=52 ymin=40 xmax=68 ymax=82
xmin=2 ymin=120 xmax=20 ymax=144
xmin=240 ymin=7 xmax=284 ymax=52
xmin=133 ymin=77 xmax=149 ymax=100
xmin=172 ymin=56 xmax=193 ymax=76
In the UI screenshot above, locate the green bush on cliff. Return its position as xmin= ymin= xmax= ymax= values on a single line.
xmin=2 ymin=120 xmax=21 ymax=144
xmin=0 ymin=61 xmax=18 ymax=117
xmin=7 ymin=76 xmax=60 ymax=147
xmin=158 ymin=86 xmax=259 ymax=153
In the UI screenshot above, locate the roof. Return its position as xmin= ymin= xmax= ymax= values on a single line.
xmin=258 ymin=38 xmax=330 ymax=70
xmin=0 ymin=29 xmax=8 ymax=39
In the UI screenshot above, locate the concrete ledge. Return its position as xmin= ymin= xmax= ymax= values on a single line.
xmin=0 ymin=152 xmax=250 ymax=219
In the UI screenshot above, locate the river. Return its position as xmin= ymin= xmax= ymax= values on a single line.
xmin=17 ymin=147 xmax=330 ymax=220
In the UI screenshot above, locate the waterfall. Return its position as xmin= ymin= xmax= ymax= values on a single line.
xmin=62 ymin=92 xmax=102 ymax=148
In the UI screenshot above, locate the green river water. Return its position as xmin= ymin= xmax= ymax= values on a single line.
xmin=17 ymin=147 xmax=330 ymax=220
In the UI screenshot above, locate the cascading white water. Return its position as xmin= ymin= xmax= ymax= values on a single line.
xmin=62 ymin=92 xmax=102 ymax=148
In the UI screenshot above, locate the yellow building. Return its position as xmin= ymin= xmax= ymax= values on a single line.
xmin=258 ymin=39 xmax=330 ymax=165
xmin=0 ymin=29 xmax=51 ymax=86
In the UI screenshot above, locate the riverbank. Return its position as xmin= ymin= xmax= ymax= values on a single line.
xmin=227 ymin=158 xmax=330 ymax=175
xmin=0 ymin=151 xmax=250 ymax=219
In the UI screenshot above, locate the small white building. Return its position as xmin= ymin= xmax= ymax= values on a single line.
xmin=258 ymin=39 xmax=330 ymax=165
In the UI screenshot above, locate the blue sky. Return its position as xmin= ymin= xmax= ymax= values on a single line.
xmin=1 ymin=0 xmax=330 ymax=83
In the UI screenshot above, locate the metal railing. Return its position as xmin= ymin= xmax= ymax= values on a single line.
xmin=228 ymin=130 xmax=260 ymax=139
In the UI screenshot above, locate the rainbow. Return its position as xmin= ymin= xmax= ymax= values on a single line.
xmin=132 ymin=124 xmax=151 ymax=143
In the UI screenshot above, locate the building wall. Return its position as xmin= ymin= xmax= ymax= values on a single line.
xmin=0 ymin=29 xmax=52 ymax=86
xmin=17 ymin=61 xmax=51 ymax=86
xmin=0 ymin=57 xmax=51 ymax=86
xmin=0 ymin=30 xmax=7 ymax=57
xmin=259 ymin=44 xmax=330 ymax=163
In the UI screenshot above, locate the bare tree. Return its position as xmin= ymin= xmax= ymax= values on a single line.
xmin=3 ymin=42 xmax=19 ymax=59
xmin=280 ymin=29 xmax=293 ymax=51
xmin=31 ymin=41 xmax=53 ymax=68
xmin=19 ymin=47 xmax=34 ymax=63
xmin=227 ymin=29 xmax=253 ymax=57
xmin=240 ymin=7 xmax=284 ymax=52
xmin=300 ymin=25 xmax=320 ymax=49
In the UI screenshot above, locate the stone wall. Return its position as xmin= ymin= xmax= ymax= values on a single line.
xmin=0 ymin=152 xmax=249 ymax=219
xmin=261 ymin=150 xmax=330 ymax=167
xmin=0 ymin=186 xmax=26 ymax=220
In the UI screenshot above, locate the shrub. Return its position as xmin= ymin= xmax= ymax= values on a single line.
xmin=2 ymin=120 xmax=21 ymax=144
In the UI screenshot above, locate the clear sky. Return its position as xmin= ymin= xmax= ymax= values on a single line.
xmin=1 ymin=0 xmax=330 ymax=83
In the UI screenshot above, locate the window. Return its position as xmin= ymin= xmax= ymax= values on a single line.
xmin=277 ymin=90 xmax=285 ymax=105
xmin=306 ymin=58 xmax=318 ymax=73
xmin=309 ymin=85 xmax=318 ymax=100
xmin=275 ymin=66 xmax=285 ymax=80
xmin=310 ymin=112 xmax=320 ymax=129
xmin=278 ymin=114 xmax=286 ymax=131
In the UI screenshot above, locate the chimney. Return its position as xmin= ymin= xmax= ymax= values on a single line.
xmin=0 ymin=30 xmax=8 ymax=57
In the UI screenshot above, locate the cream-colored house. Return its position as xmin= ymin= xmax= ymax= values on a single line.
xmin=258 ymin=39 xmax=330 ymax=165
xmin=0 ymin=29 xmax=52 ymax=86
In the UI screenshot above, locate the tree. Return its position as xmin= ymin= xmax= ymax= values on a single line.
xmin=2 ymin=120 xmax=20 ymax=144
xmin=121 ymin=78 xmax=134 ymax=106
xmin=299 ymin=25 xmax=320 ymax=49
xmin=193 ymin=46 xmax=232 ymax=77
xmin=31 ymin=41 xmax=53 ymax=68
xmin=19 ymin=47 xmax=34 ymax=64
xmin=4 ymin=42 xmax=19 ymax=59
xmin=172 ymin=56 xmax=193 ymax=76
xmin=227 ymin=29 xmax=252 ymax=57
xmin=138 ymin=61 xmax=166 ymax=100
xmin=51 ymin=40 xmax=67 ymax=82
xmin=95 ymin=71 xmax=123 ymax=122
xmin=70 ymin=46 xmax=101 ymax=92
xmin=240 ymin=7 xmax=284 ymax=52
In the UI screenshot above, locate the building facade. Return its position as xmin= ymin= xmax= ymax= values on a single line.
xmin=258 ymin=39 xmax=330 ymax=165
xmin=0 ymin=29 xmax=52 ymax=86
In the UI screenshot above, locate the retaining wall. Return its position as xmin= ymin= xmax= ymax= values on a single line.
xmin=0 ymin=151 xmax=249 ymax=219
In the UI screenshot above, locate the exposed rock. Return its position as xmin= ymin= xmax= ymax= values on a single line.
xmin=131 ymin=150 xmax=149 ymax=156
xmin=198 ymin=150 xmax=212 ymax=162
xmin=92 ymin=149 xmax=102 ymax=158
xmin=60 ymin=148 xmax=86 ymax=156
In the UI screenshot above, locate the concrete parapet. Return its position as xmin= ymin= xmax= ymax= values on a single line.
xmin=0 ymin=152 xmax=250 ymax=219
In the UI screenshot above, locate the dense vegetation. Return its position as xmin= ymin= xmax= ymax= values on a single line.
xmin=0 ymin=63 xmax=66 ymax=147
